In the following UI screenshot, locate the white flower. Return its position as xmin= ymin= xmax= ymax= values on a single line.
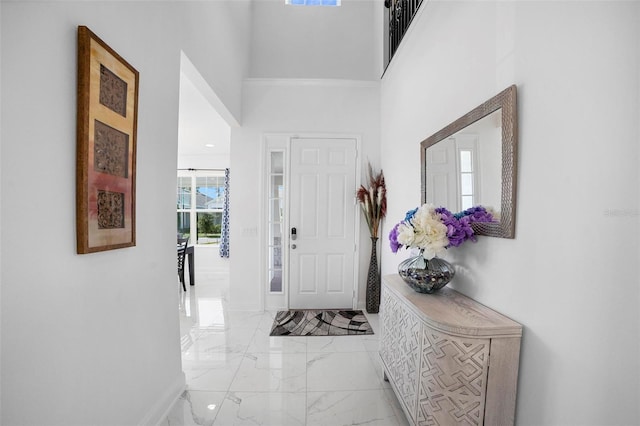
xmin=421 ymin=242 xmax=447 ymax=260
xmin=409 ymin=204 xmax=448 ymax=259
xmin=396 ymin=222 xmax=415 ymax=247
xmin=487 ymin=206 xmax=500 ymax=221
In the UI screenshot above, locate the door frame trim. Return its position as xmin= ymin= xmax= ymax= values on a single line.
xmin=260 ymin=133 xmax=362 ymax=312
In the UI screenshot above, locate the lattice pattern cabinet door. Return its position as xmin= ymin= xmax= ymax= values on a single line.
xmin=380 ymin=285 xmax=398 ymax=380
xmin=397 ymin=297 xmax=421 ymax=420
xmin=380 ymin=275 xmax=522 ymax=426
xmin=380 ymin=285 xmax=421 ymax=422
xmin=379 ymin=286 xmax=398 ymax=386
xmin=417 ymin=328 xmax=490 ymax=425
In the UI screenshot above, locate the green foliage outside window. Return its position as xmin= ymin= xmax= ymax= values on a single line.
xmin=197 ymin=212 xmax=222 ymax=244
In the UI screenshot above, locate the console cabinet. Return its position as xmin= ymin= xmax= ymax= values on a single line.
xmin=380 ymin=274 xmax=522 ymax=425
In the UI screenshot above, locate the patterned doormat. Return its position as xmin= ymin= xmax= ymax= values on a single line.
xmin=269 ymin=310 xmax=374 ymax=336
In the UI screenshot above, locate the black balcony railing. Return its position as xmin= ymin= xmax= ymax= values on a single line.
xmin=386 ymin=0 xmax=424 ymax=65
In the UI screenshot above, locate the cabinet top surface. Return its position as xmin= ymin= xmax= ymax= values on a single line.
xmin=382 ymin=274 xmax=522 ymax=337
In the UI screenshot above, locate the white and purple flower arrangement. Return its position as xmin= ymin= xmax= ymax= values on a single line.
xmin=389 ymin=204 xmax=496 ymax=260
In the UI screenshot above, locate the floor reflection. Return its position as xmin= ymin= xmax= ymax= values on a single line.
xmin=164 ymin=245 xmax=408 ymax=426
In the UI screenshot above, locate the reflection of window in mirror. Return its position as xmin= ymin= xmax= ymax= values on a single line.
xmin=426 ymin=110 xmax=502 ymax=213
xmin=454 ymin=134 xmax=478 ymax=211
xmin=473 ymin=110 xmax=502 ymax=213
xmin=459 ymin=149 xmax=474 ymax=209
xmin=425 ymin=134 xmax=479 ymax=212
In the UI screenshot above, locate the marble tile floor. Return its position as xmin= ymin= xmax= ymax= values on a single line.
xmin=161 ymin=247 xmax=409 ymax=426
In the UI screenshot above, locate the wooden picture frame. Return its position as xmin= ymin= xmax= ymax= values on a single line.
xmin=76 ymin=26 xmax=139 ymax=254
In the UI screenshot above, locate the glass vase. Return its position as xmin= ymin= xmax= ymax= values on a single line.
xmin=398 ymin=251 xmax=455 ymax=294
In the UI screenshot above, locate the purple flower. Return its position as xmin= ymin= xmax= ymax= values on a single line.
xmin=454 ymin=206 xmax=494 ymax=223
xmin=467 ymin=207 xmax=494 ymax=223
xmin=436 ymin=207 xmax=476 ymax=247
xmin=434 ymin=207 xmax=453 ymax=217
xmin=389 ymin=222 xmax=402 ymax=253
xmin=390 ymin=204 xmax=493 ymax=255
xmin=458 ymin=215 xmax=477 ymax=243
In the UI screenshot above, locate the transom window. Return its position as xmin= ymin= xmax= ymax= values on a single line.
xmin=286 ymin=0 xmax=340 ymax=6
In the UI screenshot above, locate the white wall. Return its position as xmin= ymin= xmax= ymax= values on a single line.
xmin=179 ymin=1 xmax=251 ymax=125
xmin=0 ymin=0 xmax=3 ymax=417
xmin=230 ymin=79 xmax=380 ymax=310
xmin=0 ymin=2 xmax=250 ymax=425
xmin=177 ymin=154 xmax=230 ymax=171
xmin=250 ymin=0 xmax=378 ymax=80
xmin=381 ymin=1 xmax=639 ymax=424
xmin=177 ymin=69 xmax=231 ymax=170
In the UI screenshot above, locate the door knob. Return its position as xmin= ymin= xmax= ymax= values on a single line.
xmin=291 ymin=244 xmax=297 ymax=249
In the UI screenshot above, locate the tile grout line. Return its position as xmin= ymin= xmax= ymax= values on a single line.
xmin=176 ymin=276 xmax=400 ymax=425
xmin=196 ymin=314 xmax=263 ymax=425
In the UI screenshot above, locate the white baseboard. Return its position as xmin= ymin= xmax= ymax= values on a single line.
xmin=138 ymin=371 xmax=186 ymax=426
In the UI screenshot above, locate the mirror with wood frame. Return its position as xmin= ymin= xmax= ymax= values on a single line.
xmin=420 ymin=85 xmax=518 ymax=238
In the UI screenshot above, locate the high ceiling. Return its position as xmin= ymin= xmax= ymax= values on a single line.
xmin=177 ymin=72 xmax=230 ymax=161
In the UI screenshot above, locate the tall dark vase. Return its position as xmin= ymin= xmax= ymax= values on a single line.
xmin=366 ymin=236 xmax=380 ymax=313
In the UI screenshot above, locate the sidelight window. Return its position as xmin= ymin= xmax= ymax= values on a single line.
xmin=267 ymin=151 xmax=285 ymax=293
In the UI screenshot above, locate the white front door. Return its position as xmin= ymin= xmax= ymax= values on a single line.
xmin=426 ymin=135 xmax=480 ymax=211
xmin=425 ymin=137 xmax=458 ymax=210
xmin=289 ymin=137 xmax=358 ymax=309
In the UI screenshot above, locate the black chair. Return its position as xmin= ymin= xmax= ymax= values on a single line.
xmin=177 ymin=237 xmax=189 ymax=291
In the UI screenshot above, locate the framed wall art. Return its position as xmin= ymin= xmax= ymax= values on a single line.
xmin=76 ymin=26 xmax=139 ymax=254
